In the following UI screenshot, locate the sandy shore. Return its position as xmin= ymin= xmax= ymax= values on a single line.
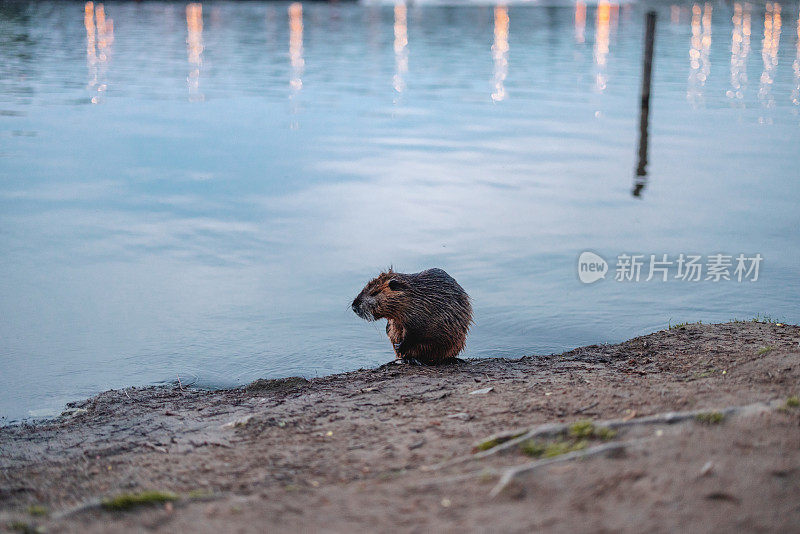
xmin=1 ymin=321 xmax=799 ymax=533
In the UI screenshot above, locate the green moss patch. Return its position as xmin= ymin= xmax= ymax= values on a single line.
xmin=521 ymin=438 xmax=588 ymax=458
xmin=26 ymin=505 xmax=48 ymax=517
xmin=756 ymin=345 xmax=775 ymax=356
xmin=568 ymin=420 xmax=595 ymax=439
xmin=784 ymin=396 xmax=799 ymax=409
xmin=475 ymin=433 xmax=524 ymax=452
xmin=544 ymin=439 xmax=588 ymax=457
xmin=695 ymin=412 xmax=725 ymax=425
xmin=568 ymin=420 xmax=617 ymax=441
xmin=101 ymin=490 xmax=178 ymax=511
xmin=594 ymin=426 xmax=618 ymax=440
xmin=476 ymin=438 xmax=501 ymax=451
xmin=519 ymin=440 xmax=546 ymax=457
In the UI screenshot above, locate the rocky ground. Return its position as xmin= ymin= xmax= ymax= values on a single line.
xmin=1 ymin=321 xmax=799 ymax=533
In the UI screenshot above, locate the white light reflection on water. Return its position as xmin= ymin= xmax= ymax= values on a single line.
xmin=728 ymin=3 xmax=751 ymax=103
xmin=688 ymin=2 xmax=713 ymax=105
xmin=758 ymin=2 xmax=782 ymax=119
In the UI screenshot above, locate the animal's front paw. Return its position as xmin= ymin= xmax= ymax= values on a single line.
xmin=377 ymin=359 xmax=406 ymax=370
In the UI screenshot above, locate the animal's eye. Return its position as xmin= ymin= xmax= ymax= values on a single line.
xmin=388 ymin=280 xmax=405 ymax=291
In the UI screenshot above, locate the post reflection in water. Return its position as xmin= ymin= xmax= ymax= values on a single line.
xmin=688 ymin=3 xmax=712 ymax=104
xmin=633 ymin=11 xmax=657 ymax=197
xmin=574 ymin=1 xmax=586 ymax=44
xmin=84 ymin=2 xmax=113 ymax=104
xmin=594 ymin=1 xmax=612 ymax=92
xmin=758 ymin=2 xmax=782 ymax=116
xmin=728 ymin=3 xmax=751 ymax=103
xmin=491 ymin=5 xmax=509 ymax=102
xmin=393 ymin=2 xmax=408 ymax=96
xmin=186 ymin=3 xmax=204 ymax=102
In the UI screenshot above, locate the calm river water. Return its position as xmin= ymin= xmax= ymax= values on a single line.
xmin=1 ymin=0 xmax=798 ymax=422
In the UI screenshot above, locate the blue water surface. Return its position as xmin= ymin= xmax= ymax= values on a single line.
xmin=1 ymin=0 xmax=799 ymax=422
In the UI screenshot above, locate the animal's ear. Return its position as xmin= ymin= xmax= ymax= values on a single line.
xmin=388 ymin=279 xmax=407 ymax=291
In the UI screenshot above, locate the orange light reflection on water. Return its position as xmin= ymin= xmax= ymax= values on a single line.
xmin=289 ymin=3 xmax=304 ymax=129
xmin=491 ymin=5 xmax=509 ymax=102
xmin=96 ymin=4 xmax=113 ymax=54
xmin=84 ymin=2 xmax=113 ymax=104
xmin=574 ymin=1 xmax=586 ymax=44
xmin=186 ymin=3 xmax=204 ymax=102
xmin=393 ymin=2 xmax=408 ymax=95
xmin=594 ymin=1 xmax=612 ymax=92
xmin=85 ymin=2 xmax=96 ymax=69
xmin=289 ymin=3 xmax=304 ymax=94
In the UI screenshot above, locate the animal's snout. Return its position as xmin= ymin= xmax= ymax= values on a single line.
xmin=352 ymin=293 xmax=375 ymax=321
xmin=351 ymin=295 xmax=362 ymax=313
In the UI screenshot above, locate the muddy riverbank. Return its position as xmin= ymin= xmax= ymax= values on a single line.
xmin=1 ymin=321 xmax=799 ymax=532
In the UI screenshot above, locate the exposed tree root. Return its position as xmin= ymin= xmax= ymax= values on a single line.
xmin=421 ymin=400 xmax=787 ymax=498
xmin=424 ymin=400 xmax=779 ymax=473
xmin=488 ymin=439 xmax=642 ymax=498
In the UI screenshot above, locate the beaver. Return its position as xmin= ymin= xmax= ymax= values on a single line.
xmin=351 ymin=268 xmax=473 ymax=364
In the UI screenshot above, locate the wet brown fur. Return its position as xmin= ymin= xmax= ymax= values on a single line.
xmin=352 ymin=268 xmax=473 ymax=363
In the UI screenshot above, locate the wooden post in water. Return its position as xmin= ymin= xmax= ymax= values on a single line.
xmin=633 ymin=11 xmax=657 ymax=197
